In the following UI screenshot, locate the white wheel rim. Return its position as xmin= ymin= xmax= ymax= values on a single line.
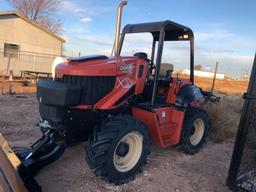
xmin=190 ymin=119 xmax=205 ymax=146
xmin=113 ymin=131 xmax=143 ymax=172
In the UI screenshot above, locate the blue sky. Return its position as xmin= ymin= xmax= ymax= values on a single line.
xmin=1 ymin=0 xmax=256 ymax=77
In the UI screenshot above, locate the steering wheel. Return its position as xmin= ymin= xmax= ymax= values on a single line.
xmin=148 ymin=61 xmax=155 ymax=75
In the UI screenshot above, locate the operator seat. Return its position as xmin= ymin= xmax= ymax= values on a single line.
xmin=133 ymin=52 xmax=149 ymax=61
xmin=158 ymin=65 xmax=174 ymax=87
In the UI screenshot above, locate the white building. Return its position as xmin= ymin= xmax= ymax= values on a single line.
xmin=0 ymin=11 xmax=65 ymax=76
xmin=182 ymin=69 xmax=225 ymax=79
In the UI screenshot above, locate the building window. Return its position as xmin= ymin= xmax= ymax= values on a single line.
xmin=4 ymin=43 xmax=19 ymax=58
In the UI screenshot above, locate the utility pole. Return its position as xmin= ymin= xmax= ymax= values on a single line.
xmin=211 ymin=62 xmax=219 ymax=93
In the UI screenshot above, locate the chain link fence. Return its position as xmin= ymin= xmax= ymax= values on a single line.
xmin=0 ymin=48 xmax=60 ymax=76
xmin=235 ymin=103 xmax=256 ymax=191
xmin=227 ymin=54 xmax=256 ymax=191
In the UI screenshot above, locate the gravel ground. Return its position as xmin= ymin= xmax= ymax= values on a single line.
xmin=0 ymin=94 xmax=233 ymax=192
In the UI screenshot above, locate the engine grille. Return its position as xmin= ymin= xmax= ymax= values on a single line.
xmin=56 ymin=75 xmax=116 ymax=105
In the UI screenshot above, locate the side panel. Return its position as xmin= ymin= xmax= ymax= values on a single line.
xmin=155 ymin=108 xmax=185 ymax=146
xmin=132 ymin=107 xmax=185 ymax=148
xmin=132 ymin=108 xmax=161 ymax=145
xmin=94 ymin=58 xmax=148 ymax=109
xmin=94 ymin=79 xmax=136 ymax=109
xmin=166 ymin=79 xmax=191 ymax=104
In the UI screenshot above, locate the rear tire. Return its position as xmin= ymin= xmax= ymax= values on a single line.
xmin=86 ymin=115 xmax=150 ymax=184
xmin=179 ymin=108 xmax=208 ymax=154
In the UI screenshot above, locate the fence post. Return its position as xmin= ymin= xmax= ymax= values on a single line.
xmin=33 ymin=53 xmax=36 ymax=72
xmin=6 ymin=55 xmax=11 ymax=75
xmin=211 ymin=62 xmax=219 ymax=92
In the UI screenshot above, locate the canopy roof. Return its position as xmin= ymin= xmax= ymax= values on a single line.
xmin=122 ymin=20 xmax=194 ymax=41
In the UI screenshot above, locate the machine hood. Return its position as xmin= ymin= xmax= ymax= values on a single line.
xmin=55 ymin=55 xmax=141 ymax=78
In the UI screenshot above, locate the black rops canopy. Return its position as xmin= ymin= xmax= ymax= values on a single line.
xmin=119 ymin=20 xmax=195 ymax=107
xmin=122 ymin=20 xmax=194 ymax=41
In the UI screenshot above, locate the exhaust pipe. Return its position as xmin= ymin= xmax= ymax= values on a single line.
xmin=113 ymin=0 xmax=127 ymax=56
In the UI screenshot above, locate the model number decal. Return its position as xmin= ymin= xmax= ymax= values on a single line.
xmin=120 ymin=64 xmax=135 ymax=71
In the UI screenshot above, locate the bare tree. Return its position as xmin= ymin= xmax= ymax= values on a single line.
xmin=7 ymin=0 xmax=62 ymax=34
xmin=194 ymin=64 xmax=202 ymax=71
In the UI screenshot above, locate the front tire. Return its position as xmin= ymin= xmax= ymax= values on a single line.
xmin=179 ymin=108 xmax=208 ymax=154
xmin=86 ymin=115 xmax=150 ymax=184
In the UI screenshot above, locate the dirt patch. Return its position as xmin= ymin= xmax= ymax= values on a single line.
xmin=195 ymin=77 xmax=248 ymax=95
xmin=0 ymin=81 xmax=36 ymax=95
xmin=170 ymin=73 xmax=249 ymax=95
xmin=0 ymin=94 xmax=41 ymax=146
xmin=0 ymin=94 xmax=236 ymax=191
xmin=35 ymin=142 xmax=232 ymax=192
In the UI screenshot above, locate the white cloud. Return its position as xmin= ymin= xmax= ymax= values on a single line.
xmin=61 ymin=1 xmax=86 ymax=17
xmin=228 ymin=36 xmax=256 ymax=50
xmin=61 ymin=0 xmax=114 ymax=17
xmin=123 ymin=33 xmax=153 ymax=46
xmin=78 ymin=36 xmax=114 ymax=46
xmin=69 ymin=27 xmax=89 ymax=34
xmin=80 ymin=17 xmax=92 ymax=24
xmin=195 ymin=31 xmax=234 ymax=41
xmin=62 ymin=19 xmax=255 ymax=78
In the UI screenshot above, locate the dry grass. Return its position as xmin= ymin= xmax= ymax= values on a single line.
xmin=204 ymin=95 xmax=244 ymax=142
xmin=194 ymin=75 xmax=247 ymax=142
xmin=173 ymin=73 xmax=249 ymax=95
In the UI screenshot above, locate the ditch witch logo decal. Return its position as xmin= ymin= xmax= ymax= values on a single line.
xmin=117 ymin=64 xmax=135 ymax=89
xmin=117 ymin=78 xmax=133 ymax=89
xmin=120 ymin=64 xmax=135 ymax=71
